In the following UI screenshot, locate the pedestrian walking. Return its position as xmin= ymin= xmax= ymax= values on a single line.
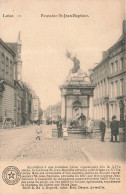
xmin=57 ymin=116 xmax=62 ymax=138
xmin=99 ymin=117 xmax=106 ymax=142
xmin=36 ymin=121 xmax=42 ymax=140
xmin=110 ymin=115 xmax=119 ymax=143
xmin=62 ymin=122 xmax=68 ymax=140
xmin=86 ymin=118 xmax=94 ymax=137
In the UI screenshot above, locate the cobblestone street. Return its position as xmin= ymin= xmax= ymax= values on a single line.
xmin=0 ymin=124 xmax=125 ymax=162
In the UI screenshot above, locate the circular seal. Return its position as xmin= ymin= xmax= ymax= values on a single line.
xmin=2 ymin=166 xmax=21 ymax=185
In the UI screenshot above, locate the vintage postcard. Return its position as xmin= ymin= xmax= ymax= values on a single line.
xmin=0 ymin=0 xmax=125 ymax=193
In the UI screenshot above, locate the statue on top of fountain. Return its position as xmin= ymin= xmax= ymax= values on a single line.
xmin=66 ymin=50 xmax=80 ymax=74
xmin=65 ymin=50 xmax=90 ymax=82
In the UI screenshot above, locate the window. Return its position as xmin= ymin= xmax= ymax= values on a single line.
xmin=120 ymin=79 xmax=123 ymax=96
xmin=95 ymin=85 xmax=96 ymax=99
xmin=115 ymin=60 xmax=118 ymax=72
xmin=111 ymin=82 xmax=113 ymax=98
xmin=115 ymin=81 xmax=118 ymax=97
xmin=106 ymin=78 xmax=109 ymax=96
xmin=10 ymin=61 xmax=13 ymax=77
xmin=111 ymin=104 xmax=113 ymax=118
xmin=6 ymin=57 xmax=9 ymax=76
xmin=99 ymin=83 xmax=101 ymax=97
xmin=1 ymin=53 xmax=5 ymax=71
xmin=94 ymin=88 xmax=96 ymax=99
xmin=97 ymin=85 xmax=98 ymax=98
xmin=111 ymin=62 xmax=114 ymax=74
xmin=115 ymin=104 xmax=117 ymax=117
xmin=120 ymin=58 xmax=123 ymax=70
xmin=100 ymin=82 xmax=102 ymax=97
xmin=103 ymin=79 xmax=105 ymax=96
xmin=101 ymin=81 xmax=103 ymax=97
xmin=97 ymin=83 xmax=99 ymax=98
xmin=113 ymin=82 xmax=115 ymax=98
xmin=15 ymin=94 xmax=17 ymax=107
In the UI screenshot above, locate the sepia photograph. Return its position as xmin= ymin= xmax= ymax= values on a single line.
xmin=0 ymin=0 xmax=125 ymax=193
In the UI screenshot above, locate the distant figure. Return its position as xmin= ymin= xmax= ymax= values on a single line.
xmin=57 ymin=116 xmax=62 ymax=138
xmin=110 ymin=115 xmax=119 ymax=143
xmin=86 ymin=118 xmax=94 ymax=137
xmin=99 ymin=117 xmax=106 ymax=142
xmin=36 ymin=121 xmax=42 ymax=140
xmin=62 ymin=122 xmax=68 ymax=140
xmin=78 ymin=113 xmax=86 ymax=129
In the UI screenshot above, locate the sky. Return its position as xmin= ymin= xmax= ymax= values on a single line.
xmin=0 ymin=0 xmax=125 ymax=109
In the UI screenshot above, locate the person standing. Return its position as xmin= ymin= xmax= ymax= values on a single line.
xmin=36 ymin=121 xmax=42 ymax=140
xmin=99 ymin=117 xmax=106 ymax=142
xmin=62 ymin=122 xmax=68 ymax=140
xmin=78 ymin=113 xmax=86 ymax=129
xmin=86 ymin=118 xmax=94 ymax=137
xmin=57 ymin=116 xmax=62 ymax=138
xmin=110 ymin=115 xmax=119 ymax=142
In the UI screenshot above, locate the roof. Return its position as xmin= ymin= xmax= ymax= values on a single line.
xmin=0 ymin=39 xmax=16 ymax=56
xmin=92 ymin=20 xmax=126 ymax=71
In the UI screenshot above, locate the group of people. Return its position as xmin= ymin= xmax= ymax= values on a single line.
xmin=56 ymin=114 xmax=94 ymax=139
xmin=99 ymin=115 xmax=120 ymax=142
xmin=35 ymin=114 xmax=121 ymax=142
xmin=57 ymin=117 xmax=68 ymax=140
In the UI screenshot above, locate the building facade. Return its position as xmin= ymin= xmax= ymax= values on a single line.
xmin=51 ymin=102 xmax=61 ymax=121
xmin=0 ymin=38 xmax=15 ymax=126
xmin=14 ymin=80 xmax=23 ymax=125
xmin=7 ymin=32 xmax=23 ymax=126
xmin=21 ymin=83 xmax=32 ymax=125
xmin=91 ymin=20 xmax=126 ymax=127
xmin=31 ymin=91 xmax=41 ymax=123
xmin=45 ymin=102 xmax=61 ymax=122
xmin=0 ymin=34 xmax=42 ymax=128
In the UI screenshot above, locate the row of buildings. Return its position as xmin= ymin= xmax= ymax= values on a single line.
xmin=90 ymin=20 xmax=126 ymax=127
xmin=0 ymin=33 xmax=42 ymax=127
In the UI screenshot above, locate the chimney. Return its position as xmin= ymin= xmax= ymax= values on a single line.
xmin=122 ymin=20 xmax=126 ymax=35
